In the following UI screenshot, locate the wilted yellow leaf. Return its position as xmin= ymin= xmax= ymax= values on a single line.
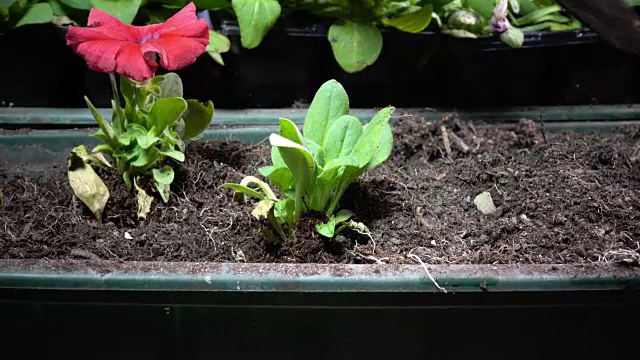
xmin=67 ymin=146 xmax=110 ymax=223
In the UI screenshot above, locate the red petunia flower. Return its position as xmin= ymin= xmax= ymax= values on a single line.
xmin=66 ymin=2 xmax=209 ymax=81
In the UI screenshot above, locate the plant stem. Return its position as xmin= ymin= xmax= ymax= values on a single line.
xmin=326 ymin=181 xmax=347 ymax=217
xmin=109 ymin=73 xmax=124 ymax=132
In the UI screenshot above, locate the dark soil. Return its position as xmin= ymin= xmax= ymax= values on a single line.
xmin=1 ymin=116 xmax=640 ymax=265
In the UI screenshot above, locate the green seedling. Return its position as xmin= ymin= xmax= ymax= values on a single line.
xmin=71 ymin=73 xmax=213 ymax=220
xmin=222 ymin=79 xmax=394 ymax=241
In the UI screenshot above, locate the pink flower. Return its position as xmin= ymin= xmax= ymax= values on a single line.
xmin=66 ymin=2 xmax=209 ymax=81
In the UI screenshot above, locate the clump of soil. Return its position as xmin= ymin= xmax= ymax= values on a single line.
xmin=1 ymin=116 xmax=639 ymax=265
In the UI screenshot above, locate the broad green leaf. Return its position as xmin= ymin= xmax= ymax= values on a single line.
xmin=159 ymin=149 xmax=185 ymax=162
xmin=318 ymin=156 xmax=358 ymax=181
xmin=278 ymin=118 xmax=305 ymax=145
xmin=221 ymin=183 xmax=267 ymax=201
xmin=134 ymin=178 xmax=153 ymax=219
xmin=232 ymin=0 xmax=281 ymax=49
xmin=464 ymin=0 xmax=495 ymax=19
xmin=270 ymin=134 xmax=316 ymax=189
xmin=67 ymin=145 xmax=110 ymax=224
xmin=85 ymin=96 xmax=118 ymax=148
xmin=316 ymin=217 xmax=337 ymax=238
xmin=119 ymin=76 xmax=137 ymax=122
xmin=442 ymin=29 xmax=479 ymax=38
xmin=328 ymin=21 xmax=383 ymax=73
xmin=334 ymin=209 xmax=353 ymax=223
xmin=158 ymin=73 xmax=183 ymax=98
xmin=323 ymin=115 xmax=363 ymax=162
xmin=274 ymin=198 xmax=295 ymax=228
xmin=365 ymin=123 xmax=393 ymax=170
xmin=259 ymin=166 xmax=292 ymax=192
xmin=0 ymin=0 xmax=17 ymax=8
xmin=49 ymin=0 xmax=67 ymax=16
xmin=136 ymin=133 xmax=160 ymax=149
xmin=91 ymin=0 xmax=142 ymax=24
xmin=350 ymin=106 xmax=395 ymax=167
xmin=152 ymin=166 xmax=174 ymax=185
xmin=302 ymin=79 xmax=349 ymax=147
xmin=207 ymin=30 xmax=231 ymax=65
xmin=304 ymin=139 xmax=324 ymax=168
xmin=182 ymin=100 xmax=214 ymax=140
xmin=60 ymin=0 xmax=92 ymax=10
xmin=500 ymin=27 xmax=524 ymax=48
xmin=157 ymin=183 xmax=171 ymax=203
xmin=516 ymin=4 xmax=562 ymax=25
xmin=383 ymin=4 xmax=433 ymax=33
xmin=131 ymin=147 xmax=160 ymax=168
xmin=270 ymin=133 xmax=316 ymax=221
xmin=148 ymin=97 xmax=188 ymax=135
xmin=15 ymin=2 xmax=52 ymax=27
xmin=270 ymin=145 xmax=287 ymax=167
xmin=509 ymin=0 xmax=520 ymax=14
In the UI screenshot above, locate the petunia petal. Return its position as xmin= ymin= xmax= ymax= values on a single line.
xmin=115 ymin=43 xmax=157 ymax=81
xmin=73 ymin=38 xmax=129 ymax=74
xmin=157 ymin=2 xmax=199 ymax=33
xmin=142 ymin=35 xmax=207 ymax=71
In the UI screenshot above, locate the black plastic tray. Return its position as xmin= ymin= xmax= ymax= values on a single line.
xmin=2 ymin=20 xmax=639 ymax=109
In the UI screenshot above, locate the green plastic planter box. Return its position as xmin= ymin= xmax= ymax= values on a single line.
xmin=1 ymin=107 xmax=639 ymax=360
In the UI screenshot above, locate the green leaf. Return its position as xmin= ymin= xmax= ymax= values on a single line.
xmin=304 ymin=139 xmax=324 ymax=168
xmin=464 ymin=0 xmax=495 ymax=19
xmin=509 ymin=0 xmax=520 ymax=14
xmin=302 ymin=79 xmax=349 ymax=148
xmin=159 ymin=149 xmax=185 ymax=162
xmin=328 ymin=21 xmax=383 ymax=73
xmin=49 ymin=0 xmax=67 ymax=16
xmin=158 ymin=73 xmax=183 ymax=98
xmin=334 ymin=209 xmax=353 ymax=223
xmin=134 ymin=178 xmax=153 ymax=219
xmin=67 ymin=145 xmax=110 ymax=224
xmin=207 ymin=30 xmax=231 ymax=65
xmin=131 ymin=147 xmax=160 ymax=168
xmin=136 ymin=133 xmax=160 ymax=149
xmin=0 ymin=0 xmax=17 ymax=8
xmin=258 ymin=165 xmax=293 ymax=193
xmin=274 ymin=198 xmax=295 ymax=228
xmin=316 ymin=217 xmax=337 ymax=238
xmin=60 ymin=0 xmax=92 ymax=10
xmin=500 ymin=27 xmax=524 ymax=48
xmin=516 ymin=4 xmax=562 ymax=25
xmin=323 ymin=115 xmax=363 ymax=163
xmin=15 ymin=3 xmax=53 ymax=28
xmin=147 ymin=97 xmax=188 ymax=136
xmin=85 ymin=96 xmax=118 ymax=148
xmin=91 ymin=0 xmax=142 ymax=24
xmin=269 ymin=133 xmax=316 ymax=223
xmin=152 ymin=165 xmax=174 ymax=185
xmin=365 ymin=122 xmax=393 ymax=170
xmin=221 ymin=183 xmax=267 ymax=201
xmin=231 ymin=0 xmax=281 ymax=49
xmin=383 ymin=4 xmax=433 ymax=33
xmin=278 ymin=118 xmax=305 ymax=146
xmin=182 ymin=100 xmax=214 ymax=140
xmin=350 ymin=106 xmax=395 ymax=167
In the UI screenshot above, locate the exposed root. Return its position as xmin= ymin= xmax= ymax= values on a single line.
xmin=408 ymin=248 xmax=447 ymax=293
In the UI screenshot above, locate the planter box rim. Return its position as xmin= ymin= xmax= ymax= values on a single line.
xmin=4 ymin=105 xmax=640 ymax=128
xmin=0 ymin=259 xmax=637 ymax=293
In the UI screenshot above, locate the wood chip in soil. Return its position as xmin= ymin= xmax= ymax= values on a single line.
xmin=1 ymin=116 xmax=639 ymax=265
